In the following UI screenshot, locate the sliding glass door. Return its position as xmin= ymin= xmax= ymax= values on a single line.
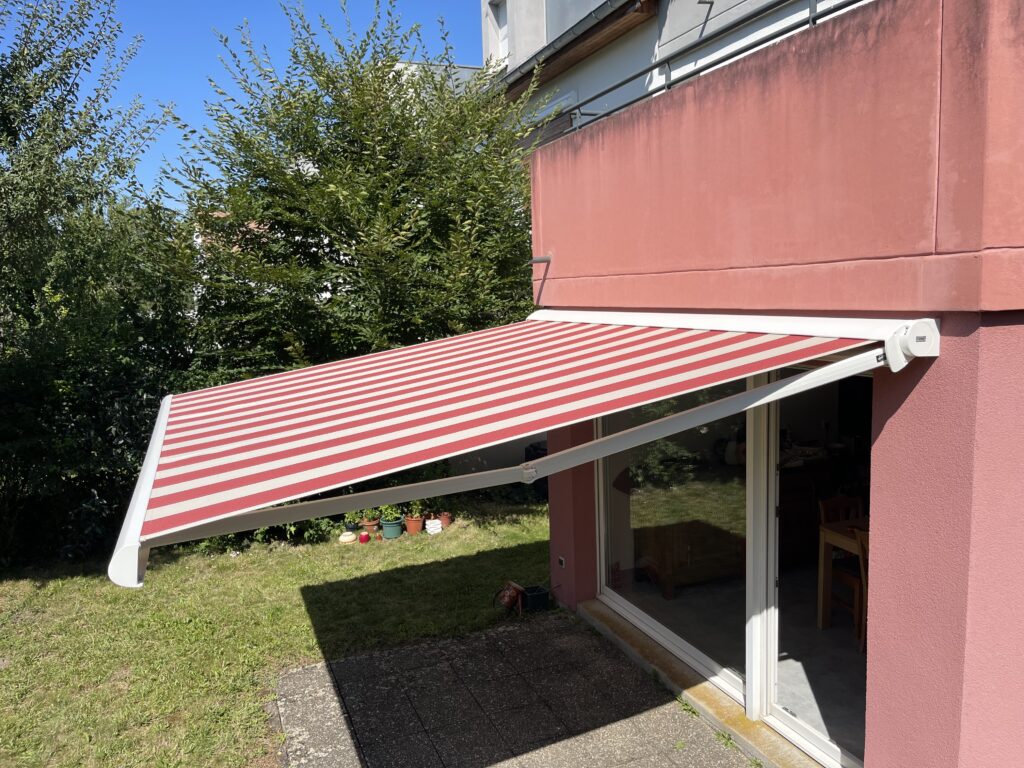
xmin=598 ymin=379 xmax=749 ymax=697
xmin=596 ymin=370 xmax=870 ymax=768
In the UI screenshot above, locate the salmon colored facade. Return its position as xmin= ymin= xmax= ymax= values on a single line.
xmin=531 ymin=0 xmax=1024 ymax=766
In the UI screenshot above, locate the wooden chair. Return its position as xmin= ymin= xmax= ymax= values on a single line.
xmin=855 ymin=528 xmax=870 ymax=653
xmin=819 ymin=496 xmax=865 ymax=637
xmin=818 ymin=495 xmax=864 ymax=524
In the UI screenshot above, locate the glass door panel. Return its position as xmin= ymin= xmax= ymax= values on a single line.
xmin=602 ymin=380 xmax=748 ymax=679
xmin=771 ymin=371 xmax=871 ymax=763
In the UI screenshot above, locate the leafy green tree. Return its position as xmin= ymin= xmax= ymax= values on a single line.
xmin=181 ymin=2 xmax=543 ymax=382
xmin=0 ymin=0 xmax=195 ymax=561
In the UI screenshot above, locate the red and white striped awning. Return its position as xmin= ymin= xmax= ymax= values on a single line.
xmin=109 ymin=309 xmax=940 ymax=586
xmin=142 ymin=316 xmax=867 ymax=538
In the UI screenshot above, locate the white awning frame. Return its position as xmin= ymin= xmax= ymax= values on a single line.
xmin=109 ymin=314 xmax=936 ymax=589
xmin=528 ymin=310 xmax=939 ymax=373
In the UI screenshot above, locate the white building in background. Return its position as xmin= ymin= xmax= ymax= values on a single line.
xmin=481 ymin=0 xmax=865 ymax=136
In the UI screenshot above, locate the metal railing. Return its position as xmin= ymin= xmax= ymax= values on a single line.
xmin=556 ymin=0 xmax=871 ymax=137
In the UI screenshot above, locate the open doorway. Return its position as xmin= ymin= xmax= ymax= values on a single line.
xmin=771 ymin=369 xmax=871 ymax=762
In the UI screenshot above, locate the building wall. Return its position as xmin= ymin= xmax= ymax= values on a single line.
xmin=867 ymin=312 xmax=1024 ymax=767
xmin=527 ymin=0 xmax=1024 ymax=766
xmin=546 ymin=422 xmax=598 ymax=609
xmin=529 ymin=0 xmax=1024 ymax=313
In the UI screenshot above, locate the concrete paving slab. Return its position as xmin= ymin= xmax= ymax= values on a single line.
xmin=274 ymin=612 xmax=767 ymax=768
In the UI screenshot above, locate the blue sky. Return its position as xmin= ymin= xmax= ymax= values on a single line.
xmin=115 ymin=1 xmax=484 ymax=192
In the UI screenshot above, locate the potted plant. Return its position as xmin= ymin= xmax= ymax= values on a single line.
xmin=379 ymin=505 xmax=404 ymax=539
xmin=343 ymin=510 xmax=362 ymax=532
xmin=404 ymin=499 xmax=426 ymax=536
xmin=360 ymin=508 xmax=382 ymax=534
xmin=438 ymin=510 xmax=453 ymax=529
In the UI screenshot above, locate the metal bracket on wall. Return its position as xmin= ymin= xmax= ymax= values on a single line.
xmin=529 ymin=255 xmax=552 ymax=307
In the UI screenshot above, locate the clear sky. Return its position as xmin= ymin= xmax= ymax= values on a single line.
xmin=114 ymin=1 xmax=484 ymax=192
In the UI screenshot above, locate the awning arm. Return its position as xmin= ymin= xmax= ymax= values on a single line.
xmin=108 ymin=395 xmax=172 ymax=588
xmin=525 ymin=344 xmax=886 ymax=478
xmin=140 ymin=345 xmax=889 ymax=555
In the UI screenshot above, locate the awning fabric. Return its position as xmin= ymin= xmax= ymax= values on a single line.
xmin=109 ymin=309 xmax=939 ymax=587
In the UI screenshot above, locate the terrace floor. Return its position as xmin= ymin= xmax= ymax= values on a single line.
xmin=273 ymin=612 xmax=755 ymax=768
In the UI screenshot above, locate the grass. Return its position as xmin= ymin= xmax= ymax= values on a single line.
xmin=676 ymin=696 xmax=700 ymax=718
xmin=0 ymin=502 xmax=549 ymax=767
xmin=715 ymin=730 xmax=738 ymax=750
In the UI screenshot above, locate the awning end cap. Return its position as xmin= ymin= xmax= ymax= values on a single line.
xmin=108 ymin=543 xmax=149 ymax=588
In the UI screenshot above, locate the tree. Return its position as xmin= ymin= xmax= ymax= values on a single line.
xmin=181 ymin=2 xmax=543 ymax=383
xmin=0 ymin=0 xmax=195 ymax=561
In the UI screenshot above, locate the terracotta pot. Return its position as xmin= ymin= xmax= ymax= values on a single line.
xmin=362 ymin=519 xmax=380 ymax=534
xmin=405 ymin=516 xmax=425 ymax=535
xmin=438 ymin=511 xmax=453 ymax=529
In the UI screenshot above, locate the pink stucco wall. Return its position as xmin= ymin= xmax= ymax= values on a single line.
xmin=529 ymin=0 xmax=1024 ymax=313
xmin=868 ymin=312 xmax=1024 ymax=767
xmin=546 ymin=422 xmax=597 ymax=609
xmin=955 ymin=312 xmax=1024 ymax=766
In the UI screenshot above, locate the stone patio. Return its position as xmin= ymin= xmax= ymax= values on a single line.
xmin=273 ymin=612 xmax=755 ymax=768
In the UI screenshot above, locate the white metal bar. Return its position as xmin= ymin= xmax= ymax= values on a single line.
xmin=529 ymin=309 xmax=939 ymax=354
xmin=108 ymin=395 xmax=173 ymax=588
xmin=525 ymin=347 xmax=887 ymax=481
xmin=141 ymin=464 xmax=526 ymax=548
xmin=745 ymin=373 xmax=771 ymax=720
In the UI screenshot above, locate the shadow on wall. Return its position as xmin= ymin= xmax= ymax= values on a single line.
xmin=298 ymin=542 xmax=680 ymax=766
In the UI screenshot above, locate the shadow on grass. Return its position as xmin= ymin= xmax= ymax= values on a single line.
xmin=0 ymin=542 xmax=206 ymax=585
xmin=298 ymin=541 xmax=684 ymax=767
xmin=301 ymin=540 xmax=550 ymax=659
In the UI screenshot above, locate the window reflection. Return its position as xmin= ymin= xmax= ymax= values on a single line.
xmin=602 ymin=381 xmax=747 ymax=677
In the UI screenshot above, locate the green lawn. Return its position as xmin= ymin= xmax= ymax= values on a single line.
xmin=0 ymin=503 xmax=549 ymax=767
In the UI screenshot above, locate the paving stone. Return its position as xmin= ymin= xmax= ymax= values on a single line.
xmin=619 ymin=754 xmax=681 ymax=767
xmin=466 ymin=674 xmax=541 ymax=713
xmin=513 ymin=734 xmax=603 ymax=768
xmin=428 ymin=716 xmax=515 ymax=767
xmin=276 ymin=613 xmax=763 ymax=768
xmin=277 ymin=686 xmax=361 ymax=767
xmin=333 ymin=672 xmax=404 ymax=705
xmin=494 ymin=700 xmax=568 ymax=752
xmin=574 ymin=718 xmax=654 ymax=766
xmin=362 ymin=731 xmax=444 ymax=768
xmin=345 ymin=690 xmax=421 ymax=746
xmin=450 ymin=647 xmax=519 ymax=682
xmin=277 ymin=662 xmax=336 ymax=703
xmin=548 ymin=691 xmax=626 ymax=736
xmin=526 ymin=664 xmax=603 ymax=705
xmin=329 ymin=655 xmax=393 ymax=685
xmin=662 ymin=735 xmax=753 ymax=768
xmin=409 ymin=684 xmax=481 ymax=731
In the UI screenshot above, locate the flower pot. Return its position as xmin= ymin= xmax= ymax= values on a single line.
xmin=405 ymin=516 xmax=424 ymax=535
xmin=438 ymin=511 xmax=453 ymax=529
xmin=344 ymin=522 xmax=360 ymax=532
xmin=381 ymin=517 xmax=404 ymax=539
xmin=362 ymin=519 xmax=380 ymax=534
xmin=358 ymin=531 xmax=370 ymax=544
